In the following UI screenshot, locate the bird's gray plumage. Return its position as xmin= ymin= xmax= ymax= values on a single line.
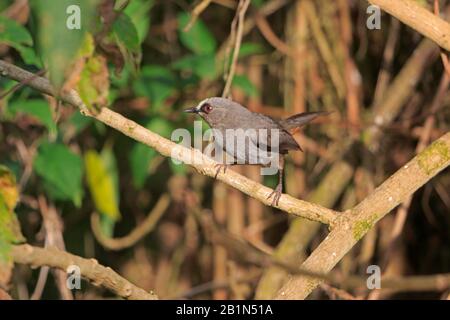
xmin=185 ymin=97 xmax=328 ymax=205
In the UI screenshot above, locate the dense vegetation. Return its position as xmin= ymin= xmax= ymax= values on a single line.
xmin=0 ymin=0 xmax=449 ymax=300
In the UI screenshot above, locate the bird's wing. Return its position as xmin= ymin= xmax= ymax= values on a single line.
xmin=248 ymin=113 xmax=301 ymax=153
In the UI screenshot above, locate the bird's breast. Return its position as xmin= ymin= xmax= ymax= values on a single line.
xmin=211 ymin=128 xmax=280 ymax=165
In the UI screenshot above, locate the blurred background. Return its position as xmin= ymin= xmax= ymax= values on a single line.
xmin=0 ymin=0 xmax=449 ymax=299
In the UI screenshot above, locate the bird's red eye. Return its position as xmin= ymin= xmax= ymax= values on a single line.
xmin=201 ymin=103 xmax=213 ymax=114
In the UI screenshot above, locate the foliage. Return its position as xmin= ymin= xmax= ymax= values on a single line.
xmin=0 ymin=0 xmax=449 ymax=300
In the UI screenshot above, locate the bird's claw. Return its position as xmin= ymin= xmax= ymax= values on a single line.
xmin=214 ymin=164 xmax=228 ymax=179
xmin=267 ymin=184 xmax=282 ymax=206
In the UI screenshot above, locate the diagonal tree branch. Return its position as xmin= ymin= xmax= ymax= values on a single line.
xmin=275 ymin=132 xmax=450 ymax=299
xmin=0 ymin=59 xmax=338 ymax=225
xmin=368 ymin=0 xmax=450 ymax=52
xmin=256 ymin=33 xmax=439 ymax=299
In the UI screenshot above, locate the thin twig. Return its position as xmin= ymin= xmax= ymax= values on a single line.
xmin=434 ymin=0 xmax=450 ymax=76
xmin=303 ymin=0 xmax=345 ymax=99
xmin=275 ymin=132 xmax=450 ymax=299
xmin=373 ymin=17 xmax=401 ymax=107
xmin=368 ymin=0 xmax=450 ymax=51
xmin=254 ymin=13 xmax=298 ymax=57
xmin=37 ymin=196 xmax=73 ymax=300
xmin=206 ymin=214 xmax=450 ymax=294
xmin=183 ymin=0 xmax=212 ymax=32
xmin=0 ymin=69 xmax=46 ymax=99
xmin=222 ymin=0 xmax=251 ymax=98
xmin=90 ymin=194 xmax=170 ymax=250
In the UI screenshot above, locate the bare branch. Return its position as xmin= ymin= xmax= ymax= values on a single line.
xmin=11 ymin=244 xmax=158 ymax=300
xmin=275 ymin=132 xmax=450 ymax=299
xmin=368 ymin=0 xmax=450 ymax=51
xmin=183 ymin=0 xmax=213 ymax=32
xmin=222 ymin=0 xmax=251 ymax=98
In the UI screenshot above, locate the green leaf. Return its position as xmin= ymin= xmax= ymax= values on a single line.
xmin=31 ymin=0 xmax=99 ymax=88
xmin=0 ymin=194 xmax=24 ymax=246
xmin=232 ymin=75 xmax=259 ymax=97
xmin=0 ymin=16 xmax=39 ymax=66
xmin=251 ymin=0 xmax=265 ymax=8
xmin=77 ymin=32 xmax=95 ymax=58
xmin=100 ymin=148 xmax=120 ymax=204
xmin=0 ymin=165 xmax=19 ymax=211
xmin=239 ymin=42 xmax=265 ymax=57
xmin=113 ymin=12 xmax=140 ymax=52
xmin=69 ymin=111 xmax=93 ymax=134
xmin=13 ymin=45 xmax=41 ymax=66
xmin=133 ymin=65 xmax=176 ymax=110
xmin=172 ymin=54 xmax=217 ymax=79
xmin=0 ymin=165 xmax=25 ymax=286
xmin=0 ymin=16 xmax=33 ymax=46
xmin=34 ymin=142 xmax=83 ymax=206
xmin=0 ymin=197 xmax=13 ymax=286
xmin=0 ymin=165 xmax=24 ymax=244
xmin=0 ymin=192 xmax=25 ymax=286
xmin=130 ymin=143 xmax=156 ymax=189
xmin=124 ymin=0 xmax=153 ymax=43
xmin=112 ymin=12 xmax=142 ymax=74
xmin=129 ymin=118 xmax=174 ymax=188
xmin=84 ymin=149 xmax=121 ymax=221
xmin=177 ymin=12 xmax=217 ymax=55
xmin=77 ymin=54 xmax=109 ymax=110
xmin=8 ymin=99 xmax=57 ymax=134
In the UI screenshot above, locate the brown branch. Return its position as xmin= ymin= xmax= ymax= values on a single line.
xmin=0 ymin=59 xmax=337 ymax=226
xmin=368 ymin=38 xmax=439 ymax=150
xmin=11 ymin=244 xmax=158 ymax=300
xmin=206 ymin=213 xmax=450 ymax=295
xmin=90 ymin=194 xmax=171 ymax=251
xmin=257 ymin=34 xmax=441 ymax=298
xmin=31 ymin=196 xmax=73 ymax=300
xmin=255 ymin=160 xmax=354 ymax=298
xmin=373 ymin=17 xmax=400 ymax=107
xmin=183 ymin=0 xmax=213 ymax=32
xmin=216 ymin=0 xmax=290 ymax=63
xmin=275 ymin=132 xmax=450 ymax=299
xmin=368 ymin=0 xmax=450 ymax=52
xmin=303 ymin=0 xmax=346 ymax=99
xmin=433 ymin=0 xmax=450 ymax=76
xmin=0 ymin=69 xmax=46 ymax=99
xmin=254 ymin=14 xmax=298 ymax=57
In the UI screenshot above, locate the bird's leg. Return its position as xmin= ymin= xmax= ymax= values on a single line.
xmin=214 ymin=163 xmax=229 ymax=179
xmin=267 ymin=156 xmax=284 ymax=206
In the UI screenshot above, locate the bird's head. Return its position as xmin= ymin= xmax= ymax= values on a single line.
xmin=184 ymin=97 xmax=243 ymax=127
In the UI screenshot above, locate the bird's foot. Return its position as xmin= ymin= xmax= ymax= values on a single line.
xmin=267 ymin=183 xmax=283 ymax=206
xmin=214 ymin=163 xmax=229 ymax=179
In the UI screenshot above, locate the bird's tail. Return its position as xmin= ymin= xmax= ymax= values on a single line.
xmin=279 ymin=111 xmax=330 ymax=130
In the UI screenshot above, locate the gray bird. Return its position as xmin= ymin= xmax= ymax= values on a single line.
xmin=185 ymin=97 xmax=328 ymax=206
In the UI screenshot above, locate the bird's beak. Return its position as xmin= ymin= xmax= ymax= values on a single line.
xmin=184 ymin=107 xmax=199 ymax=114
